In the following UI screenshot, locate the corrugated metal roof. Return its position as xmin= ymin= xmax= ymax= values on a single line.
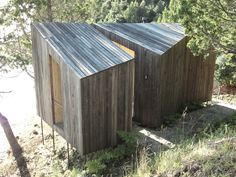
xmin=95 ymin=23 xmax=185 ymax=55
xmin=32 ymin=23 xmax=134 ymax=78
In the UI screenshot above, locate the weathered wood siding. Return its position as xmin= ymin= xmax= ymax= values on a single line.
xmin=31 ymin=26 xmax=53 ymax=126
xmin=49 ymin=55 xmax=63 ymax=124
xmin=32 ymin=25 xmax=84 ymax=153
xmin=184 ymin=46 xmax=216 ymax=103
xmin=32 ymin=24 xmax=134 ymax=154
xmin=59 ymin=59 xmax=84 ymax=153
xmin=81 ymin=60 xmax=134 ymax=154
xmin=95 ymin=25 xmax=215 ymax=127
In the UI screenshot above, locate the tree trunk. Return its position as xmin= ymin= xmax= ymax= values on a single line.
xmin=0 ymin=113 xmax=22 ymax=156
xmin=47 ymin=0 xmax=53 ymax=22
xmin=0 ymin=113 xmax=31 ymax=177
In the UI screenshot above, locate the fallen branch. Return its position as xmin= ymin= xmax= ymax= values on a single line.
xmin=139 ymin=129 xmax=176 ymax=148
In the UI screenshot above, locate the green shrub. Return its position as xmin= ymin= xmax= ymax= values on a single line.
xmin=84 ymin=131 xmax=139 ymax=175
xmin=85 ymin=159 xmax=106 ymax=174
xmin=70 ymin=168 xmax=83 ymax=177
xmin=215 ymin=56 xmax=236 ymax=86
xmin=52 ymin=160 xmax=62 ymax=177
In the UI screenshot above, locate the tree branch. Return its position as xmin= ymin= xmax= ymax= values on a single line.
xmin=22 ymin=65 xmax=34 ymax=79
xmin=47 ymin=0 xmax=53 ymax=22
xmin=215 ymin=0 xmax=236 ymax=21
xmin=0 ymin=62 xmax=7 ymax=69
xmin=0 ymin=90 xmax=12 ymax=94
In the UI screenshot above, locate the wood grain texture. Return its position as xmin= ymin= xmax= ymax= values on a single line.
xmin=32 ymin=23 xmax=133 ymax=78
xmin=49 ymin=55 xmax=63 ymax=124
xmin=95 ymin=23 xmax=185 ymax=55
xmin=31 ymin=23 xmax=134 ymax=155
xmin=95 ymin=23 xmax=216 ymax=127
xmin=80 ymin=60 xmax=134 ymax=154
xmin=113 ymin=41 xmax=135 ymax=57
xmin=31 ymin=25 xmax=53 ymax=126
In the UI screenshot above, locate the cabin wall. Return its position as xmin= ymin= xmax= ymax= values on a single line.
xmin=133 ymin=46 xmax=161 ymax=126
xmin=80 ymin=60 xmax=134 ymax=154
xmin=59 ymin=60 xmax=84 ymax=154
xmin=157 ymin=38 xmax=187 ymax=124
xmin=32 ymin=26 xmax=84 ymax=153
xmin=132 ymin=38 xmax=215 ymax=127
xmin=31 ymin=26 xmax=53 ymax=126
xmin=95 ymin=25 xmax=169 ymax=126
xmin=94 ymin=25 xmax=160 ymax=125
xmin=133 ymin=38 xmax=187 ymax=126
xmin=95 ymin=26 xmax=215 ymax=127
xmin=32 ymin=25 xmax=134 ymax=155
xmin=184 ymin=44 xmax=216 ymax=103
xmin=150 ymin=39 xmax=215 ymax=126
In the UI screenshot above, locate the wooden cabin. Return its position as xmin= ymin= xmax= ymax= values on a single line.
xmin=31 ymin=23 xmax=134 ymax=155
xmin=94 ymin=23 xmax=216 ymax=127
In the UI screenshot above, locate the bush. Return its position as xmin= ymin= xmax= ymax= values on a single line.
xmin=85 ymin=131 xmax=139 ymax=175
xmin=85 ymin=159 xmax=106 ymax=174
xmin=215 ymin=55 xmax=236 ymax=86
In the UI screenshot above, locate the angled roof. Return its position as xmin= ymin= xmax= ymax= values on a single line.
xmin=32 ymin=23 xmax=133 ymax=78
xmin=95 ymin=23 xmax=185 ymax=55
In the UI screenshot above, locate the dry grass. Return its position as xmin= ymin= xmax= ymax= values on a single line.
xmin=130 ymin=113 xmax=236 ymax=177
xmin=0 ymin=119 xmax=72 ymax=177
xmin=0 ymin=107 xmax=235 ymax=177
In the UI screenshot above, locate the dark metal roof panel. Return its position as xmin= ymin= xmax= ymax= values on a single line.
xmin=95 ymin=23 xmax=185 ymax=55
xmin=32 ymin=22 xmax=134 ymax=78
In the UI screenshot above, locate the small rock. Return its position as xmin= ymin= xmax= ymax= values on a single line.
xmin=189 ymin=164 xmax=200 ymax=174
xmin=34 ymin=124 xmax=40 ymax=127
xmin=183 ymin=165 xmax=188 ymax=172
xmin=32 ymin=130 xmax=38 ymax=135
xmin=174 ymin=171 xmax=181 ymax=177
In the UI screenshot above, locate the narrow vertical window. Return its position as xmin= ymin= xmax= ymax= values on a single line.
xmin=49 ymin=55 xmax=63 ymax=129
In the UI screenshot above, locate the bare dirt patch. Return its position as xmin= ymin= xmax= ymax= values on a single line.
xmin=0 ymin=118 xmax=72 ymax=177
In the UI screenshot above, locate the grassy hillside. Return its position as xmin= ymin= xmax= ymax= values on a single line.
xmin=130 ymin=113 xmax=236 ymax=177
xmin=0 ymin=105 xmax=235 ymax=176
